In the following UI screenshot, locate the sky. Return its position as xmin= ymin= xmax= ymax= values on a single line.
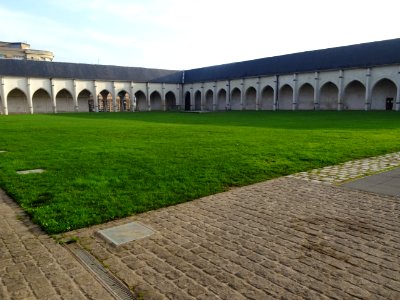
xmin=0 ymin=0 xmax=399 ymax=70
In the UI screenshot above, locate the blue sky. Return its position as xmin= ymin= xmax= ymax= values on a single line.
xmin=0 ymin=0 xmax=398 ymax=70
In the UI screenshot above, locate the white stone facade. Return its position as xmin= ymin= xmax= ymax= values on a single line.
xmin=1 ymin=65 xmax=400 ymax=115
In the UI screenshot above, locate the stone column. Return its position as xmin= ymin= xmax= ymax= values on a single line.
xmin=201 ymin=84 xmax=204 ymax=111
xmin=93 ymin=81 xmax=99 ymax=112
xmin=190 ymin=86 xmax=194 ymax=111
xmin=314 ymin=72 xmax=320 ymax=110
xmin=130 ymin=82 xmax=136 ymax=112
xmin=364 ymin=68 xmax=371 ymax=111
xmin=213 ymin=82 xmax=217 ymax=111
xmin=273 ymin=75 xmax=279 ymax=111
xmin=1 ymin=77 xmax=8 ymax=115
xmin=292 ymin=73 xmax=298 ymax=110
xmin=50 ymin=79 xmax=57 ymax=113
xmin=112 ymin=82 xmax=117 ymax=112
xmin=256 ymin=77 xmax=261 ymax=111
xmin=240 ymin=79 xmax=245 ymax=110
xmin=146 ymin=83 xmax=150 ymax=111
xmin=338 ymin=70 xmax=344 ymax=111
xmin=73 ymin=79 xmax=79 ymax=112
xmin=396 ymin=81 xmax=400 ymax=111
xmin=227 ymin=81 xmax=231 ymax=110
xmin=26 ymin=78 xmax=33 ymax=114
xmin=162 ymin=83 xmax=166 ymax=111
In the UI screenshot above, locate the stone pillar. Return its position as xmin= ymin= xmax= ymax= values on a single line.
xmin=273 ymin=75 xmax=279 ymax=111
xmin=365 ymin=68 xmax=371 ymax=111
xmin=256 ymin=77 xmax=261 ymax=111
xmin=130 ymin=82 xmax=136 ymax=112
xmin=26 ymin=78 xmax=33 ymax=114
xmin=396 ymin=81 xmax=400 ymax=111
xmin=50 ymin=79 xmax=57 ymax=113
xmin=73 ymin=79 xmax=79 ymax=112
xmin=314 ymin=72 xmax=320 ymax=110
xmin=112 ymin=82 xmax=117 ymax=112
xmin=146 ymin=83 xmax=150 ymax=111
xmin=292 ymin=73 xmax=298 ymax=110
xmin=240 ymin=79 xmax=245 ymax=110
xmin=93 ymin=81 xmax=99 ymax=112
xmin=213 ymin=82 xmax=217 ymax=111
xmin=162 ymin=83 xmax=166 ymax=111
xmin=227 ymin=81 xmax=231 ymax=110
xmin=338 ymin=70 xmax=344 ymax=111
xmin=1 ymin=77 xmax=8 ymax=115
xmin=201 ymin=84 xmax=204 ymax=111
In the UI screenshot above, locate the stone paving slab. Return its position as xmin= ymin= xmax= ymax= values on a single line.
xmin=342 ymin=167 xmax=400 ymax=197
xmin=68 ymin=177 xmax=400 ymax=300
xmin=0 ymin=190 xmax=114 ymax=300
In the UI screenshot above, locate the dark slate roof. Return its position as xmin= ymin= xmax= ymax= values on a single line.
xmin=184 ymin=38 xmax=400 ymax=83
xmin=1 ymin=38 xmax=400 ymax=84
xmin=0 ymin=59 xmax=183 ymax=83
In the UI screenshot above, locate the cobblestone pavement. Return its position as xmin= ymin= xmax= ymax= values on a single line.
xmin=70 ymin=177 xmax=400 ymax=299
xmin=2 ymin=152 xmax=400 ymax=300
xmin=288 ymin=152 xmax=400 ymax=184
xmin=0 ymin=190 xmax=114 ymax=300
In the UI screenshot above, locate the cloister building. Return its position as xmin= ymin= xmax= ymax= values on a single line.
xmin=1 ymin=38 xmax=400 ymax=115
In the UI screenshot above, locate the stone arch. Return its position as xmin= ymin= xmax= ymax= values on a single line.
xmin=371 ymin=78 xmax=397 ymax=110
xmin=135 ymin=90 xmax=147 ymax=111
xmin=77 ymin=89 xmax=94 ymax=112
xmin=116 ymin=90 xmax=131 ymax=112
xmin=165 ymin=91 xmax=176 ymax=111
xmin=319 ymin=82 xmax=338 ymax=110
xmin=150 ymin=91 xmax=162 ymax=111
xmin=217 ymin=89 xmax=227 ymax=110
xmin=194 ymin=90 xmax=201 ymax=111
xmin=56 ymin=89 xmax=74 ymax=113
xmin=343 ymin=80 xmax=365 ymax=110
xmin=204 ymin=89 xmax=213 ymax=111
xmin=7 ymin=88 xmax=28 ymax=114
xmin=32 ymin=88 xmax=52 ymax=113
xmin=298 ymin=83 xmax=314 ymax=110
xmin=245 ymin=86 xmax=257 ymax=110
xmin=260 ymin=85 xmax=274 ymax=110
xmin=278 ymin=84 xmax=292 ymax=110
xmin=184 ymin=91 xmax=191 ymax=111
xmin=230 ymin=87 xmax=241 ymax=110
xmin=98 ymin=89 xmax=113 ymax=112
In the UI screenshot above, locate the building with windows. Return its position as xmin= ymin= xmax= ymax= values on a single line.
xmin=0 ymin=38 xmax=399 ymax=115
xmin=0 ymin=42 xmax=54 ymax=61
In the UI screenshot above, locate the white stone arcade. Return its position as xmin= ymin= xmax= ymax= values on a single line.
xmin=0 ymin=66 xmax=399 ymax=115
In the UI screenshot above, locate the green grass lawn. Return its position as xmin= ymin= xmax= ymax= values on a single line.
xmin=0 ymin=111 xmax=399 ymax=234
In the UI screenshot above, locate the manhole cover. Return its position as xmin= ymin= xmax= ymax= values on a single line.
xmin=97 ymin=222 xmax=154 ymax=246
xmin=17 ymin=169 xmax=45 ymax=175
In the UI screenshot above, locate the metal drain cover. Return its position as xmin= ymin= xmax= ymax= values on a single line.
xmin=98 ymin=222 xmax=154 ymax=246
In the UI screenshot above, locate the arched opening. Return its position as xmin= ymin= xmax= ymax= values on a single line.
xmin=319 ymin=82 xmax=338 ymax=110
xmin=135 ymin=91 xmax=147 ymax=111
xmin=343 ymin=80 xmax=365 ymax=110
xmin=116 ymin=90 xmax=131 ymax=112
xmin=32 ymin=89 xmax=52 ymax=113
xmin=230 ymin=87 xmax=241 ymax=110
xmin=56 ymin=89 xmax=74 ymax=113
xmin=77 ymin=89 xmax=94 ymax=112
xmin=278 ymin=84 xmax=293 ymax=110
xmin=194 ymin=90 xmax=201 ymax=111
xmin=371 ymin=78 xmax=397 ymax=110
xmin=184 ymin=91 xmax=191 ymax=111
xmin=217 ymin=89 xmax=226 ymax=110
xmin=97 ymin=90 xmax=113 ymax=112
xmin=150 ymin=91 xmax=162 ymax=111
xmin=298 ymin=83 xmax=314 ymax=110
xmin=205 ymin=89 xmax=213 ymax=111
xmin=165 ymin=91 xmax=176 ymax=111
xmin=260 ymin=86 xmax=274 ymax=110
xmin=7 ymin=88 xmax=28 ymax=114
xmin=245 ymin=86 xmax=257 ymax=110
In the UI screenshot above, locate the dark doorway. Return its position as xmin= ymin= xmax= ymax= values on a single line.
xmin=185 ymin=92 xmax=191 ymax=111
xmin=386 ymin=98 xmax=394 ymax=110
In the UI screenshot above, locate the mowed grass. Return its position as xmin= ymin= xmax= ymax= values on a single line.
xmin=0 ymin=111 xmax=399 ymax=234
